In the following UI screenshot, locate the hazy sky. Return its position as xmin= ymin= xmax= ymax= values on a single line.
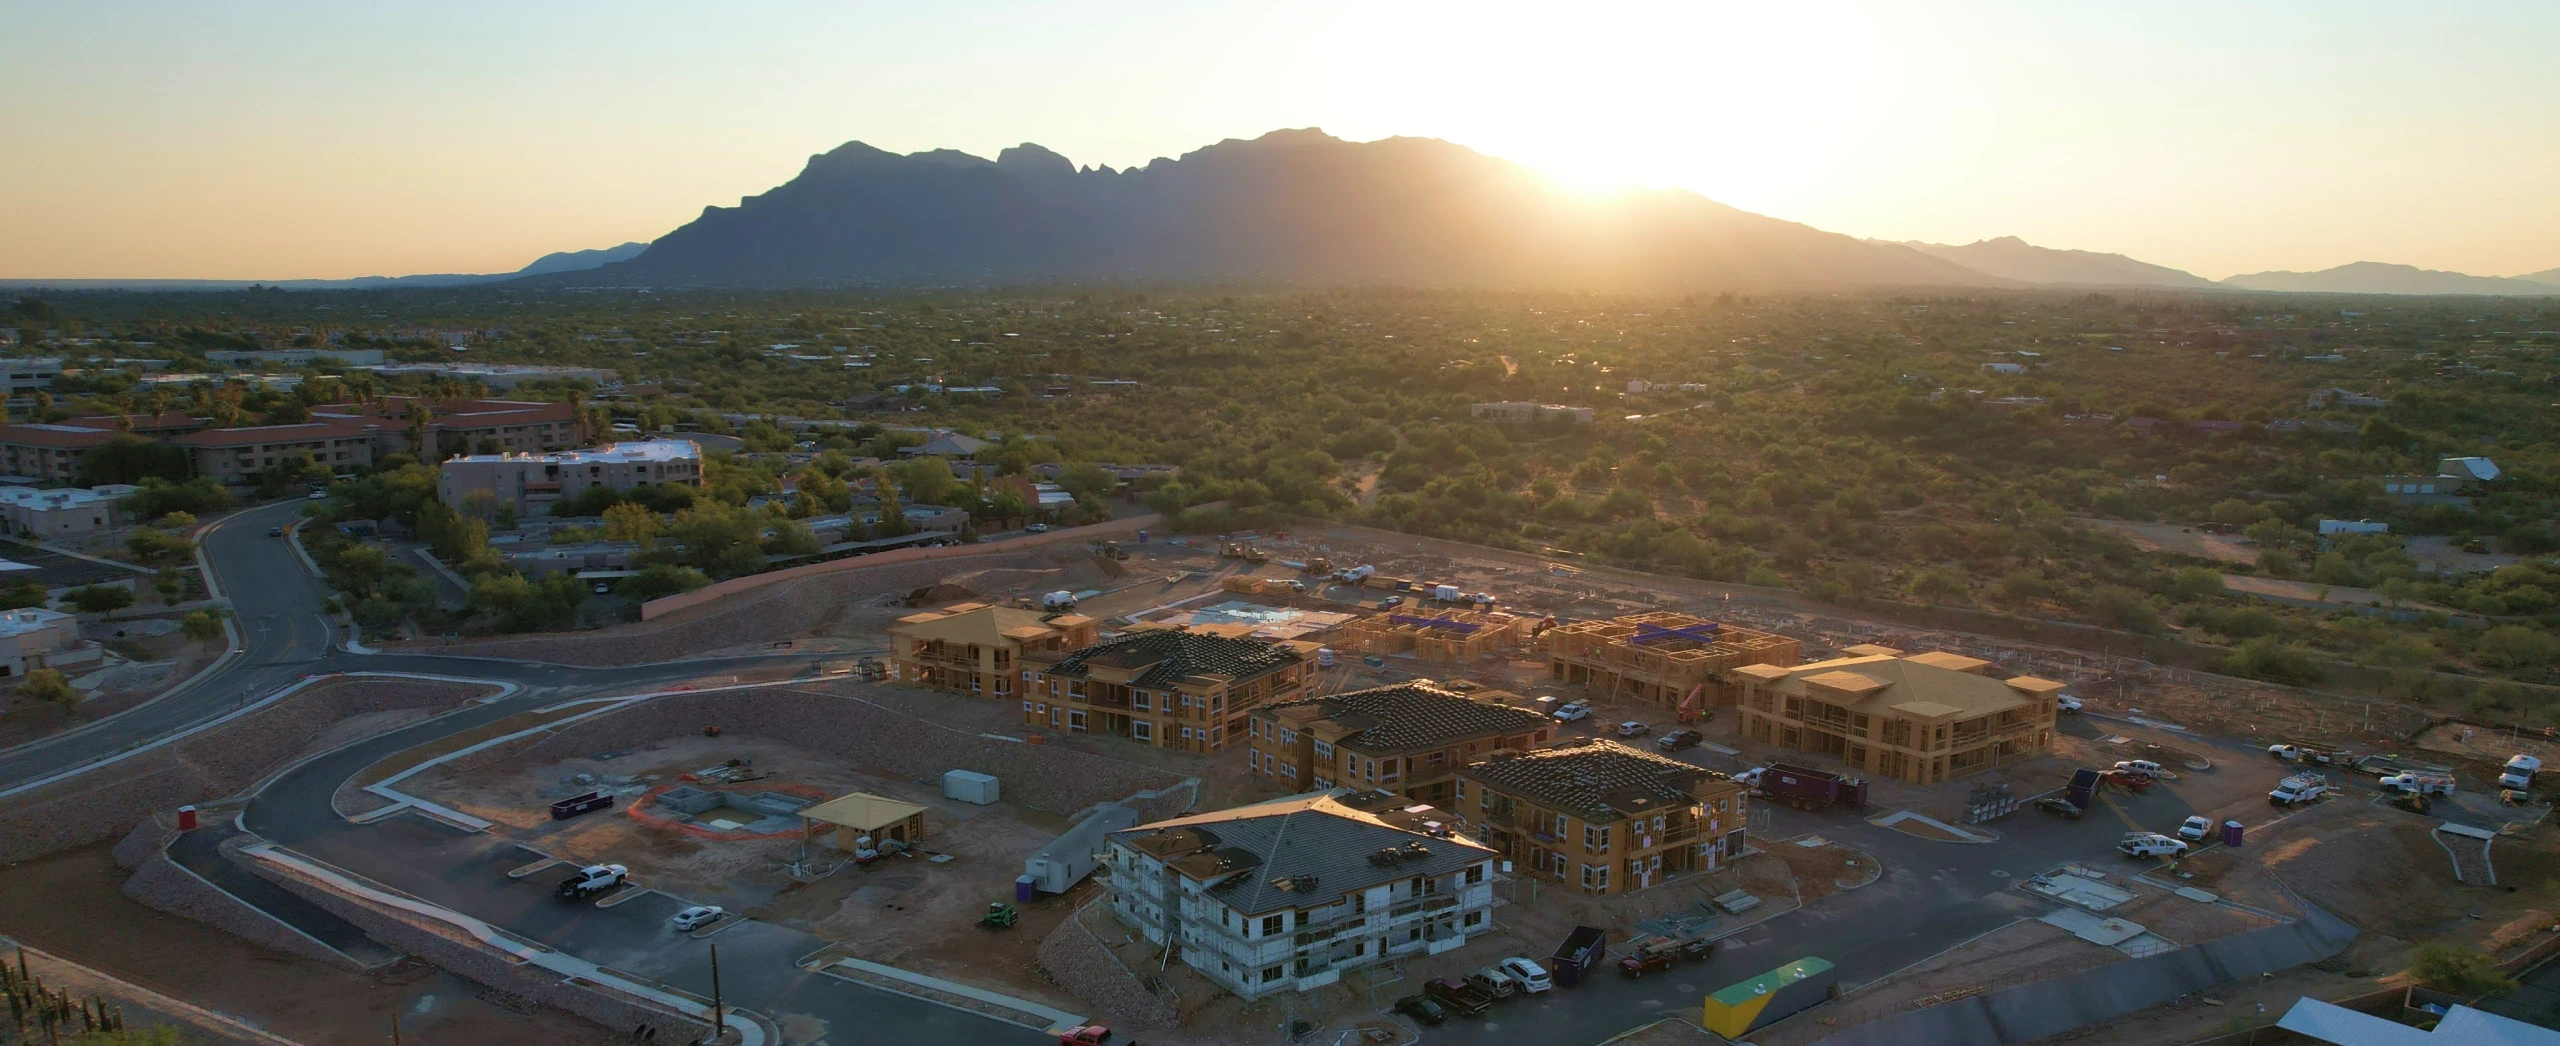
xmin=5 ymin=1 xmax=2557 ymax=281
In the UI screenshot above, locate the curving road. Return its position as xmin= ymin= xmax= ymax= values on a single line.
xmin=0 ymin=500 xmax=815 ymax=796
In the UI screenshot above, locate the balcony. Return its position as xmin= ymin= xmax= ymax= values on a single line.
xmin=1388 ymin=894 xmax=1460 ymax=920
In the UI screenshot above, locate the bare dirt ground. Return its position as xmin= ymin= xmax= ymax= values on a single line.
xmin=0 ymin=843 xmax=624 ymax=1046
xmin=409 ymin=730 xmax=1091 ymax=1007
xmin=0 ymin=632 xmax=221 ymax=750
xmin=2069 ymin=518 xmax=2258 ymax=566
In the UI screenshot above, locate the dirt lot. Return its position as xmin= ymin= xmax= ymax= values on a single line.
xmin=0 ymin=843 xmax=624 ymax=1046
xmin=408 ymin=731 xmax=1090 ymax=1006
xmin=2070 ymin=517 xmax=2258 ymax=566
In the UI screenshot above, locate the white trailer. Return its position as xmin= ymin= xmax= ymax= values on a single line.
xmin=1024 ymin=802 xmax=1140 ymax=895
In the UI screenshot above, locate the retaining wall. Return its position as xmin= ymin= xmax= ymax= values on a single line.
xmin=1038 ymin=900 xmax=1177 ymax=1031
xmin=457 ymin=687 xmax=1186 ymax=816
xmin=1806 ymin=901 xmax=2360 ymax=1046
xmin=0 ymin=677 xmax=494 ymax=864
xmin=110 ymin=811 xmax=182 ymax=872
xmin=118 ymin=836 xmax=360 ymax=970
xmin=248 ymin=859 xmax=698 ymax=1041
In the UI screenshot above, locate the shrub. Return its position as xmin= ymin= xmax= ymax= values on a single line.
xmin=14 ymin=668 xmax=76 ymax=709
xmin=2408 ymin=944 xmax=2514 ymax=997
xmin=61 ymin=585 xmax=135 ymax=614
xmin=2220 ymin=637 xmax=2326 ymax=685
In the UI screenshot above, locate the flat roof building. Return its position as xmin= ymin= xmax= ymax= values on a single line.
xmin=435 ymin=439 xmax=701 ymax=514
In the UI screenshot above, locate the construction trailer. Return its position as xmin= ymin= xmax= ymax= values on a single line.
xmin=1700 ymin=957 xmax=1839 ymax=1037
xmin=943 ymin=770 xmax=1000 ymax=805
xmin=1543 ymin=612 xmax=1800 ymax=715
xmin=1023 ymin=802 xmax=1140 ymax=895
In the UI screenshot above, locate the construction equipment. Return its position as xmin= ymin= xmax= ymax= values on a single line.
xmin=1302 ymin=557 xmax=1332 ymax=575
xmin=979 ymin=902 xmax=1018 ymax=930
xmin=1090 ymin=540 xmax=1128 ymax=561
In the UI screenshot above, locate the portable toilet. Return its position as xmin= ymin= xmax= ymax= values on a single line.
xmin=943 ymin=770 xmax=1000 ymax=805
xmin=1317 ymin=647 xmax=1336 ymax=668
xmin=2223 ymin=819 xmax=2244 ymax=848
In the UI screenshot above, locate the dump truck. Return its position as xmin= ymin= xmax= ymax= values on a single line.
xmin=1549 ymin=926 xmax=1608 ymax=987
xmin=1759 ymin=763 xmax=1869 ymax=811
xmin=557 ymin=863 xmax=628 ymax=900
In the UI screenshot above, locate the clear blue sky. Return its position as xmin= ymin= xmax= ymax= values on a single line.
xmin=4 ymin=1 xmax=2556 ymax=280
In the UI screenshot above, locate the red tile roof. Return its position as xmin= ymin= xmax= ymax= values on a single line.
xmin=169 ymin=421 xmax=379 ymax=448
xmin=59 ymin=412 xmax=203 ymax=433
xmin=0 ymin=424 xmax=121 ymax=449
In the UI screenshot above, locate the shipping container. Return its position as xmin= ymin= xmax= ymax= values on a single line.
xmin=943 ymin=770 xmax=1000 ymax=805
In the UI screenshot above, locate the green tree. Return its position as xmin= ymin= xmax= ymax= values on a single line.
xmin=62 ymin=585 xmax=136 ymax=614
xmin=2475 ymin=626 xmax=2560 ymax=671
xmin=1907 ymin=567 xmax=1970 ymax=604
xmin=2408 ymin=943 xmax=2515 ymax=997
xmin=601 ymin=501 xmax=662 ymax=547
xmin=891 ymin=456 xmax=955 ymax=506
xmin=2168 ymin=566 xmax=2225 ymax=603
xmin=180 ymin=610 xmax=225 ymax=643
xmin=618 ymin=564 xmax=712 ymax=601
xmin=78 ymin=434 xmax=189 ymax=485
xmin=15 ymin=667 xmax=76 ymax=709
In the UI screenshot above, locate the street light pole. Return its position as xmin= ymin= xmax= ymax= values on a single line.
xmin=705 ymin=943 xmax=724 ymax=1046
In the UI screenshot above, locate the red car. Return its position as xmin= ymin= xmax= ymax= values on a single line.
xmin=1059 ymin=1026 xmax=1113 ymax=1046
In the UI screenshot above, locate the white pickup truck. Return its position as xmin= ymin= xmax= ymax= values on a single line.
xmin=2269 ymin=773 xmax=2331 ymax=806
xmin=2500 ymin=755 xmax=2542 ymax=791
xmin=557 ymin=863 xmax=629 ymax=900
xmin=2118 ymin=832 xmax=2191 ymax=859
xmin=2380 ymin=771 xmax=2457 ymax=797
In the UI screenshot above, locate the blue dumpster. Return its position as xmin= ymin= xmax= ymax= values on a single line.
xmin=2223 ymin=820 xmax=2244 ymax=848
xmin=1015 ymin=874 xmax=1038 ymax=902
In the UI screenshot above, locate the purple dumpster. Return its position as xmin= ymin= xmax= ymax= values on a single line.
xmin=2223 ymin=819 xmax=2244 ymax=848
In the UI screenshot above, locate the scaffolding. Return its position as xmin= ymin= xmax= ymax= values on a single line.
xmin=1544 ymin=612 xmax=1801 ymax=713
xmin=1340 ymin=608 xmax=1535 ymax=662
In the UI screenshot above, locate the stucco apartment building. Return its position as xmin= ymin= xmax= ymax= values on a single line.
xmin=434 ymin=439 xmax=701 ymax=514
xmin=1103 ymin=789 xmax=1498 ymax=1001
xmin=1247 ymin=681 xmax=1554 ymax=805
xmin=1731 ymin=647 xmax=2063 ymax=785
xmin=887 ymin=602 xmax=1100 ymax=697
xmin=1456 ymin=737 xmax=1751 ymax=896
xmin=170 ymin=421 xmax=381 ymax=480
xmin=0 ymin=413 xmax=206 ymax=482
xmin=1546 ymin=612 xmax=1801 ymax=716
xmin=1022 ymin=627 xmax=1314 ymax=753
xmin=313 ymin=396 xmax=582 ymax=458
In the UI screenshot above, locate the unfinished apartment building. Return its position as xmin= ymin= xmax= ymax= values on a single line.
xmin=1340 ymin=609 xmax=1538 ymax=663
xmin=1246 ymin=681 xmax=1555 ymax=805
xmin=1546 ymin=613 xmax=1800 ymax=716
xmin=1023 ymin=628 xmax=1316 ymax=752
xmin=1731 ymin=647 xmax=2064 ymax=785
xmin=1456 ymin=738 xmax=1752 ymax=896
xmin=887 ymin=602 xmax=1100 ymax=698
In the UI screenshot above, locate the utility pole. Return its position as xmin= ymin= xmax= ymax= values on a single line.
xmin=391 ymin=1013 xmax=403 ymax=1046
xmin=705 ymin=943 xmax=724 ymax=1046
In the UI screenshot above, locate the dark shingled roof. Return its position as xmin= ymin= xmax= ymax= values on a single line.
xmin=1459 ymin=738 xmax=1728 ymax=824
xmin=1264 ymin=682 xmax=1551 ymax=753
xmin=1044 ymin=629 xmax=1302 ymax=688
xmin=1109 ymin=792 xmax=1492 ymax=916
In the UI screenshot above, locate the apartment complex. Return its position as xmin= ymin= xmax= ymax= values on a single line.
xmin=1468 ymin=401 xmax=1593 ymax=424
xmin=1247 ymin=682 xmax=1554 ymax=805
xmin=887 ymin=602 xmax=1100 ymax=697
xmin=1023 ymin=628 xmax=1314 ymax=752
xmin=1102 ymin=790 xmax=1498 ymax=1001
xmin=170 ymin=421 xmax=381 ymax=479
xmin=1457 ymin=738 xmax=1751 ymax=896
xmin=0 ymin=424 xmax=120 ymax=482
xmin=1546 ymin=612 xmax=1800 ymax=715
xmin=434 ymin=439 xmax=701 ymax=514
xmin=1731 ymin=648 xmax=2063 ymax=785
xmin=313 ymin=396 xmax=582 ymax=458
xmin=1339 ymin=608 xmax=1537 ymax=663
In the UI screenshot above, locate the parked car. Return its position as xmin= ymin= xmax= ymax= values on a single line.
xmin=1550 ymin=701 xmax=1593 ymax=722
xmin=305 ymin=489 xmax=327 ymax=501
xmin=2034 ymin=796 xmax=2084 ymax=819
xmin=1498 ymin=956 xmax=1553 ymax=993
xmin=1380 ymin=596 xmax=1404 ymax=609
xmin=1392 ymin=995 xmax=1448 ymax=1025
xmin=2112 ymin=759 xmax=2164 ymax=779
xmin=2056 ymin=694 xmax=2083 ymax=713
xmin=267 ymin=526 xmax=283 ymax=537
xmin=1615 ymin=721 xmax=1651 ymax=738
xmin=1465 ymin=966 xmax=1520 ymax=999
xmin=1657 ymin=729 xmax=1704 ymax=752
xmin=593 ymin=582 xmax=612 ymax=594
xmin=670 ymin=905 xmax=724 ymax=931
xmin=1057 ymin=1025 xmax=1112 ymax=1046
xmin=2174 ymin=815 xmax=2214 ymax=842
xmin=1026 ymin=523 xmax=1050 ymax=533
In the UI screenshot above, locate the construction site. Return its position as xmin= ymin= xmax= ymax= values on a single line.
xmin=1543 ymin=611 xmax=1802 ymax=713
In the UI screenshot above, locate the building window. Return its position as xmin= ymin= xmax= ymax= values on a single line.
xmin=1453 ymin=780 xmax=1466 ymax=802
xmin=1465 ymin=864 xmax=1484 ymax=884
xmin=1261 ymin=915 xmax=1284 ymax=937
xmin=1262 ymin=965 xmax=1285 ymax=984
xmin=1583 ymin=825 xmax=1610 ymax=852
xmin=1464 ymin=911 xmax=1483 ymax=926
xmin=1313 ymin=740 xmax=1332 ymax=758
xmin=1068 ymin=710 xmax=1086 ymax=731
xmin=1021 ymin=701 xmax=1033 ymax=713
xmin=1248 ymin=750 xmax=1262 ymax=771
xmin=1581 ymin=864 xmax=1609 ymax=892
xmin=1133 ymin=721 xmax=1152 ymax=742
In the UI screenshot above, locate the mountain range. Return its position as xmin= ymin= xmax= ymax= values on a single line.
xmin=8 ymin=130 xmax=2555 ymax=296
xmin=0 ymin=241 xmax=647 ymax=292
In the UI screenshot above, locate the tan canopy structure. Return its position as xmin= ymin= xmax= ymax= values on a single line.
xmin=799 ymin=791 xmax=928 ymax=850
